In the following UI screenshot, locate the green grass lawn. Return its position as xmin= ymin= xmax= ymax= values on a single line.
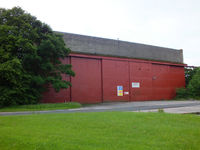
xmin=0 ymin=112 xmax=200 ymax=150
xmin=0 ymin=102 xmax=81 ymax=112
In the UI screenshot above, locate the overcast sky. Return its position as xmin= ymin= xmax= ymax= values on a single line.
xmin=1 ymin=0 xmax=200 ymax=66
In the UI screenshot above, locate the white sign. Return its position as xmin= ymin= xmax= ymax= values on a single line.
xmin=124 ymin=92 xmax=129 ymax=95
xmin=132 ymin=82 xmax=140 ymax=88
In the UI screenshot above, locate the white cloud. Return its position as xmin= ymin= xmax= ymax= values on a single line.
xmin=1 ymin=0 xmax=200 ymax=66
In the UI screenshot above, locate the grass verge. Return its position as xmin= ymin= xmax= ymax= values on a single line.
xmin=0 ymin=112 xmax=200 ymax=150
xmin=0 ymin=102 xmax=81 ymax=112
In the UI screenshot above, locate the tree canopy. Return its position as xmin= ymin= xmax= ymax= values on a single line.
xmin=187 ymin=68 xmax=200 ymax=98
xmin=0 ymin=7 xmax=74 ymax=107
xmin=176 ymin=67 xmax=200 ymax=99
xmin=184 ymin=67 xmax=198 ymax=86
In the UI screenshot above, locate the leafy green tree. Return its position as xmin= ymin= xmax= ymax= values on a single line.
xmin=0 ymin=7 xmax=74 ymax=107
xmin=184 ymin=67 xmax=198 ymax=87
xmin=187 ymin=68 xmax=200 ymax=98
xmin=176 ymin=67 xmax=200 ymax=99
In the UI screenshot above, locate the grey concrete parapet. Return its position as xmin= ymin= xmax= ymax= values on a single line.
xmin=57 ymin=32 xmax=184 ymax=63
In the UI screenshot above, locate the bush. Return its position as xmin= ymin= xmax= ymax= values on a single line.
xmin=175 ymin=87 xmax=189 ymax=99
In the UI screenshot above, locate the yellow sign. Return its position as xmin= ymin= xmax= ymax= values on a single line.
xmin=117 ymin=86 xmax=123 ymax=96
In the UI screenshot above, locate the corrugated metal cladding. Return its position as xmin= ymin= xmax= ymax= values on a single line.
xmin=42 ymin=53 xmax=185 ymax=103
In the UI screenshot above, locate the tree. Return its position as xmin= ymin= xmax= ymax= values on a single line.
xmin=187 ymin=68 xmax=200 ymax=98
xmin=0 ymin=7 xmax=75 ymax=107
xmin=176 ymin=67 xmax=200 ymax=99
xmin=184 ymin=66 xmax=198 ymax=87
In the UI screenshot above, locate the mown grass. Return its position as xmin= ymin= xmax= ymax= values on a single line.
xmin=0 ymin=112 xmax=200 ymax=150
xmin=0 ymin=102 xmax=81 ymax=112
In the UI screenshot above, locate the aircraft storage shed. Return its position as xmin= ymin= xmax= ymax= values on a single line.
xmin=42 ymin=32 xmax=185 ymax=103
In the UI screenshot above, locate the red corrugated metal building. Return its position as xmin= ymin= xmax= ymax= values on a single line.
xmin=42 ymin=32 xmax=185 ymax=103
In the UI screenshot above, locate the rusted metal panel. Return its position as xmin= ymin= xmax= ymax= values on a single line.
xmin=102 ymin=59 xmax=130 ymax=102
xmin=71 ymin=57 xmax=102 ymax=103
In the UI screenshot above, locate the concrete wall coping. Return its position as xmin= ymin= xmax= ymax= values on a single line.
xmin=56 ymin=31 xmax=184 ymax=63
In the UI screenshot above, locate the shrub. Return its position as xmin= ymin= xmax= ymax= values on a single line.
xmin=175 ymin=87 xmax=189 ymax=99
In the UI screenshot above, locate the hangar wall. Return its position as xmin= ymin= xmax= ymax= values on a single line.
xmin=42 ymin=53 xmax=185 ymax=103
xmin=71 ymin=57 xmax=102 ymax=103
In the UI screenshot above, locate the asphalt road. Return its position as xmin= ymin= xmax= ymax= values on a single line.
xmin=1 ymin=100 xmax=200 ymax=116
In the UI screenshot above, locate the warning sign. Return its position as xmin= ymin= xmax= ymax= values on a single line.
xmin=132 ymin=82 xmax=140 ymax=88
xmin=117 ymin=86 xmax=123 ymax=96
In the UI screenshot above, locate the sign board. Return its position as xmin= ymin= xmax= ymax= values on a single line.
xmin=117 ymin=86 xmax=123 ymax=96
xmin=132 ymin=82 xmax=140 ymax=88
xmin=124 ymin=91 xmax=129 ymax=95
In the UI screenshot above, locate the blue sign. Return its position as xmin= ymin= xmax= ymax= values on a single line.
xmin=117 ymin=86 xmax=123 ymax=90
